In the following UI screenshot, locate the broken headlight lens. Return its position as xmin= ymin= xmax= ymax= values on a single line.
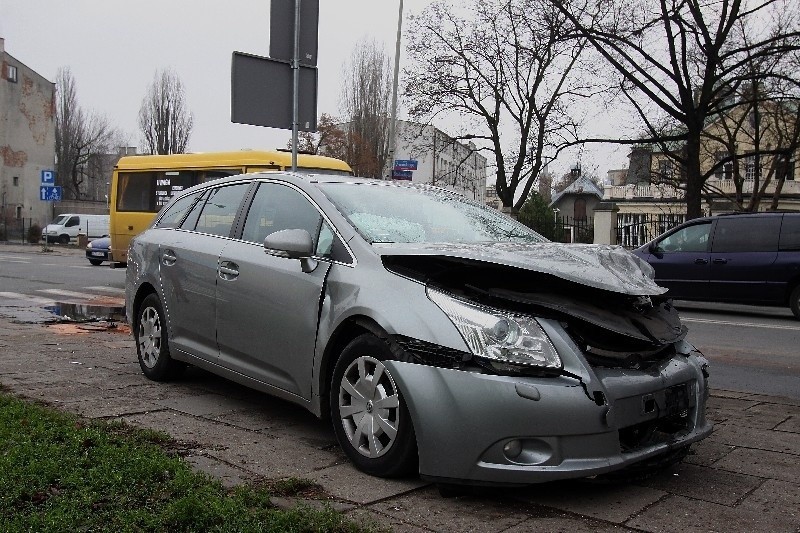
xmin=427 ymin=288 xmax=562 ymax=371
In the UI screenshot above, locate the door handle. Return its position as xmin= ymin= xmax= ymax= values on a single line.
xmin=218 ymin=261 xmax=239 ymax=280
xmin=712 ymin=258 xmax=728 ymax=264
xmin=694 ymin=258 xmax=708 ymax=265
xmin=162 ymin=251 xmax=177 ymax=266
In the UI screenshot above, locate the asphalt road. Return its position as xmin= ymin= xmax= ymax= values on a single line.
xmin=675 ymin=300 xmax=800 ymax=400
xmin=1 ymin=244 xmax=798 ymax=399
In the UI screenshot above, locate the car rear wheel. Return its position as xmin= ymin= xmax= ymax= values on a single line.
xmin=135 ymin=293 xmax=184 ymax=381
xmin=88 ymin=259 xmax=103 ymax=266
xmin=330 ymin=334 xmax=418 ymax=477
xmin=790 ymin=285 xmax=800 ymax=320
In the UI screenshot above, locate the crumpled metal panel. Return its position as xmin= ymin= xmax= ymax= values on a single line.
xmin=374 ymin=242 xmax=666 ymax=296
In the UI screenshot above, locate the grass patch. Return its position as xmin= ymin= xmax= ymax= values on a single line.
xmin=0 ymin=392 xmax=374 ymax=532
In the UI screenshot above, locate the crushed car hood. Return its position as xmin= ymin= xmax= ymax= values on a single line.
xmin=373 ymin=242 xmax=666 ymax=296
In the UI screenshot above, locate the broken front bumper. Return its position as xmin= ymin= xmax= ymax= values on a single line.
xmin=384 ymin=350 xmax=712 ymax=485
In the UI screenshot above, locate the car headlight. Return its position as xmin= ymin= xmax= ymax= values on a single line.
xmin=427 ymin=287 xmax=562 ymax=372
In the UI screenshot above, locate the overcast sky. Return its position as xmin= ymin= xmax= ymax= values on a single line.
xmin=1 ymin=0 xmax=629 ymax=182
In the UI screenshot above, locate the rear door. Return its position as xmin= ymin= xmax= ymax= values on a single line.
xmin=158 ymin=183 xmax=251 ymax=360
xmin=708 ymin=216 xmax=781 ymax=303
xmin=645 ymin=221 xmax=713 ymax=299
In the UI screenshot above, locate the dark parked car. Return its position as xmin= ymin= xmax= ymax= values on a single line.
xmin=126 ymin=172 xmax=711 ymax=486
xmin=633 ymin=212 xmax=800 ymax=319
xmin=85 ymin=237 xmax=110 ymax=266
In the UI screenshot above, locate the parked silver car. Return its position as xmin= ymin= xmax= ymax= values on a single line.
xmin=126 ymin=172 xmax=712 ymax=485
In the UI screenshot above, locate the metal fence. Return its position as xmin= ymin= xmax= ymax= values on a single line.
xmin=616 ymin=213 xmax=685 ymax=248
xmin=0 ymin=218 xmax=42 ymax=244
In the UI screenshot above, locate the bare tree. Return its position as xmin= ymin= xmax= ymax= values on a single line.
xmin=339 ymin=39 xmax=394 ymax=178
xmin=138 ymin=69 xmax=194 ymax=155
xmin=290 ymin=113 xmax=349 ymax=158
xmin=404 ymin=0 xmax=593 ymax=212
xmin=552 ymin=0 xmax=800 ymax=219
xmin=55 ymin=67 xmax=121 ymax=200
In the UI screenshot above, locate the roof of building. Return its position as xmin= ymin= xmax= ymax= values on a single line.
xmin=550 ymin=175 xmax=604 ymax=206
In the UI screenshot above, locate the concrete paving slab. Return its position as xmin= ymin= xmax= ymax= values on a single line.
xmin=367 ymin=485 xmax=531 ymax=533
xmin=514 ymin=480 xmax=666 ymax=524
xmin=625 ymin=494 xmax=798 ymax=533
xmin=184 ymin=454 xmax=257 ymax=488
xmin=634 ymin=462 xmax=762 ymax=506
xmin=155 ymin=392 xmax=263 ymax=417
xmin=705 ymin=396 xmax=761 ymax=424
xmin=502 ymin=515 xmax=636 ymax=532
xmin=306 ymin=462 xmax=429 ymax=504
xmin=713 ymin=447 xmax=800 ymax=484
xmin=774 ymin=416 xmax=800 ymax=433
xmin=737 ymin=479 xmax=800 ymax=522
xmin=344 ymin=509 xmax=432 ymax=533
xmin=682 ymin=439 xmax=735 ymax=467
xmin=742 ymin=393 xmax=800 ymax=407
xmin=710 ymin=422 xmax=800 ymax=455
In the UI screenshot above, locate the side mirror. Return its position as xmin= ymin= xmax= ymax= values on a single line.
xmin=264 ymin=229 xmax=318 ymax=272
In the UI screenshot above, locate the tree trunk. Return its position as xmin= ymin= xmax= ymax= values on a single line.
xmin=684 ymin=135 xmax=704 ymax=219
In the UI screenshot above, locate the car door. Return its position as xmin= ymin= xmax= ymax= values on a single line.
xmin=159 ymin=183 xmax=250 ymax=360
xmin=645 ymin=221 xmax=713 ymax=299
xmin=708 ymin=216 xmax=781 ymax=303
xmin=215 ymin=181 xmax=333 ymax=399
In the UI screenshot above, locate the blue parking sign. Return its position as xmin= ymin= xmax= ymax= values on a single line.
xmin=41 ymin=170 xmax=55 ymax=184
xmin=40 ymin=186 xmax=62 ymax=202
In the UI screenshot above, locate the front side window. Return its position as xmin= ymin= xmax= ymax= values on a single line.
xmin=65 ymin=216 xmax=80 ymax=228
xmin=193 ymin=184 xmax=250 ymax=237
xmin=242 ymin=183 xmax=322 ymax=245
xmin=657 ymin=223 xmax=712 ymax=253
xmin=713 ymin=217 xmax=780 ymax=253
xmin=320 ymin=183 xmax=545 ymax=244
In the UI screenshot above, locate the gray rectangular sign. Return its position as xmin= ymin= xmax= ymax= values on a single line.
xmin=270 ymin=0 xmax=319 ymax=67
xmin=231 ymin=51 xmax=317 ymax=131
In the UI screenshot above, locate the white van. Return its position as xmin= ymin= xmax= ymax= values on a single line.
xmin=42 ymin=214 xmax=110 ymax=244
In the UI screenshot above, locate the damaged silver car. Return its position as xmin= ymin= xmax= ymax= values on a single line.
xmin=126 ymin=173 xmax=712 ymax=485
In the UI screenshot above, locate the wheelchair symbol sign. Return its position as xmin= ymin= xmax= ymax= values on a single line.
xmin=40 ymin=186 xmax=62 ymax=202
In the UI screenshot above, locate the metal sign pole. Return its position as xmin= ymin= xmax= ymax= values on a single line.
xmin=291 ymin=0 xmax=301 ymax=172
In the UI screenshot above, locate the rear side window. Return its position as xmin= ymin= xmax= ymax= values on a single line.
xmin=155 ymin=192 xmax=203 ymax=229
xmin=712 ymin=217 xmax=781 ymax=253
xmin=192 ymin=184 xmax=250 ymax=237
xmin=779 ymin=215 xmax=800 ymax=251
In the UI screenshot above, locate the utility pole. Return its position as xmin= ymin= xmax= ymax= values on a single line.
xmin=386 ymin=0 xmax=404 ymax=180
xmin=291 ymin=0 xmax=302 ymax=171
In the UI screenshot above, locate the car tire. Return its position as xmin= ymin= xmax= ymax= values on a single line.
xmin=330 ymin=333 xmax=418 ymax=478
xmin=135 ymin=293 xmax=185 ymax=381
xmin=58 ymin=234 xmax=70 ymax=245
xmin=88 ymin=259 xmax=103 ymax=266
xmin=789 ymin=285 xmax=800 ymax=320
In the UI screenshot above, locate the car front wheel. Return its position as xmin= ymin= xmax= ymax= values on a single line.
xmin=330 ymin=334 xmax=418 ymax=477
xmin=88 ymin=259 xmax=102 ymax=266
xmin=135 ymin=293 xmax=184 ymax=381
xmin=790 ymin=285 xmax=800 ymax=320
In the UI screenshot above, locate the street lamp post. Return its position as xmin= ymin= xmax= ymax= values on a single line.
xmin=386 ymin=0 xmax=404 ymax=180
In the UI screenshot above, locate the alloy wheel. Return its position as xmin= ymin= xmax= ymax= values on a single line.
xmin=138 ymin=306 xmax=162 ymax=368
xmin=338 ymin=356 xmax=400 ymax=458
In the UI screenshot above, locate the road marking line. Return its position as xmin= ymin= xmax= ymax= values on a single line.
xmin=682 ymin=317 xmax=800 ymax=331
xmin=37 ymin=289 xmax=100 ymax=298
xmin=83 ymin=286 xmax=125 ymax=295
xmin=0 ymin=292 xmax=56 ymax=305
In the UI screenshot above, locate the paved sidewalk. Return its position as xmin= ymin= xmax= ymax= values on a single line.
xmin=0 ymin=316 xmax=798 ymax=532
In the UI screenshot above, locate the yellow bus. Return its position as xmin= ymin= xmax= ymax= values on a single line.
xmin=110 ymin=150 xmax=352 ymax=264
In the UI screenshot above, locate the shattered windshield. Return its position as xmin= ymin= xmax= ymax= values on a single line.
xmin=319 ymin=182 xmax=546 ymax=244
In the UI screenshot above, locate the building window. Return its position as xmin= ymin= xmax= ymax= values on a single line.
xmin=714 ymin=152 xmax=733 ymax=180
xmin=6 ymin=64 xmax=18 ymax=83
xmin=658 ymin=159 xmax=674 ymax=181
xmin=15 ymin=206 xmax=22 ymax=219
xmin=13 ymin=176 xmax=19 ymax=186
xmin=777 ymin=154 xmax=795 ymax=181
xmin=744 ymin=155 xmax=758 ymax=180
